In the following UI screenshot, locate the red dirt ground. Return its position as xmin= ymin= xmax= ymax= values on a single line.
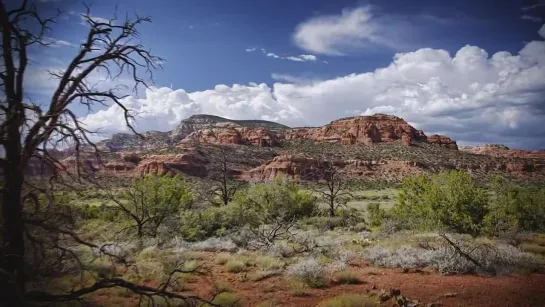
xmin=189 ymin=258 xmax=545 ymax=307
xmin=90 ymin=255 xmax=545 ymax=306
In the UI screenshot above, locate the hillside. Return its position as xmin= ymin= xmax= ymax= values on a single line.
xmin=60 ymin=113 xmax=545 ymax=183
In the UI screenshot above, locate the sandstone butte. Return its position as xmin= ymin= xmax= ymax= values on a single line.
xmin=8 ymin=113 xmax=544 ymax=180
xmin=179 ymin=114 xmax=458 ymax=149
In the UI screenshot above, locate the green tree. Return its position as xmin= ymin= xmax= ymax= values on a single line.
xmin=484 ymin=176 xmax=545 ymax=235
xmin=393 ymin=171 xmax=488 ymax=236
xmin=233 ymin=178 xmax=317 ymax=224
xmin=112 ymin=175 xmax=193 ymax=238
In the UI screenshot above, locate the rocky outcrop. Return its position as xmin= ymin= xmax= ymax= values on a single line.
xmin=241 ymin=155 xmax=422 ymax=181
xmin=460 ymin=144 xmax=545 ymax=159
xmin=181 ymin=127 xmax=280 ymax=147
xmin=281 ymin=114 xmax=447 ymax=147
xmin=426 ymin=134 xmax=458 ymax=150
xmin=170 ymin=114 xmax=289 ymax=142
xmin=97 ymin=131 xmax=172 ymax=152
xmin=92 ymin=113 xmax=459 ymax=152
xmin=135 ymin=153 xmax=209 ymax=177
xmin=241 ymin=155 xmax=321 ymax=181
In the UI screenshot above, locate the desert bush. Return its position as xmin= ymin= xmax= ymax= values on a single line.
xmin=115 ymin=175 xmax=193 ymax=238
xmin=520 ymin=243 xmax=545 ymax=256
xmin=484 ymin=177 xmax=545 ymax=235
xmin=225 ymin=259 xmax=247 ymax=273
xmin=335 ymin=270 xmax=362 ymax=284
xmin=179 ymin=206 xmax=234 ymax=241
xmin=209 ymin=292 xmax=244 ymax=307
xmin=287 ymin=258 xmax=327 ymax=288
xmin=367 ymin=203 xmax=388 ymax=227
xmin=364 ymin=238 xmax=542 ymax=275
xmin=379 ymin=218 xmax=404 ymax=235
xmin=392 ymin=171 xmax=488 ymax=236
xmin=215 ymin=253 xmax=232 ymax=265
xmin=255 ymin=255 xmax=284 ymax=271
xmin=287 ymin=280 xmax=311 ymax=296
xmin=190 ymin=237 xmax=237 ymax=252
xmin=365 ymin=245 xmax=436 ymax=270
xmin=233 ymin=178 xmax=318 ymax=224
xmin=318 ymin=294 xmax=379 ymax=307
xmin=256 ymin=300 xmax=280 ymax=307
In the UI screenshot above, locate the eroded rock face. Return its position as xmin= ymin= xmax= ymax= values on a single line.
xmin=170 ymin=114 xmax=288 ymax=142
xmin=426 ymin=134 xmax=458 ymax=150
xmin=97 ymin=131 xmax=172 ymax=152
xmin=135 ymin=153 xmax=209 ymax=177
xmin=281 ymin=114 xmax=434 ymax=147
xmin=240 ymin=155 xmax=430 ymax=181
xmin=460 ymin=144 xmax=545 ymax=159
xmin=181 ymin=127 xmax=280 ymax=147
xmin=241 ymin=155 xmax=320 ymax=181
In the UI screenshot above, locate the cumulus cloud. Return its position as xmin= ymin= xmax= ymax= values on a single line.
xmin=80 ymin=26 xmax=545 ymax=149
xmin=521 ymin=15 xmax=542 ymax=23
xmin=247 ymin=48 xmax=319 ymax=62
xmin=293 ymin=6 xmax=415 ymax=55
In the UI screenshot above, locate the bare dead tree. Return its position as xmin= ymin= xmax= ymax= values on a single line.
xmin=0 ymin=2 xmax=214 ymax=305
xmin=207 ymin=146 xmax=246 ymax=206
xmin=304 ymin=155 xmax=353 ymax=217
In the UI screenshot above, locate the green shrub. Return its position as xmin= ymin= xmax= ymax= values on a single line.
xmin=210 ymin=292 xmax=243 ymax=307
xmin=215 ymin=253 xmax=232 ymax=265
xmin=367 ymin=203 xmax=387 ymax=227
xmin=121 ymin=175 xmax=193 ymax=238
xmin=233 ymin=178 xmax=317 ymax=224
xmin=255 ymin=255 xmax=283 ymax=271
xmin=225 ymin=259 xmax=247 ymax=273
xmin=287 ymin=280 xmax=311 ymax=297
xmin=392 ymin=171 xmax=488 ymax=236
xmin=256 ymin=300 xmax=280 ymax=307
xmin=335 ymin=270 xmax=362 ymax=284
xmin=484 ymin=177 xmax=545 ymax=235
xmin=520 ymin=243 xmax=545 ymax=256
xmin=318 ymin=294 xmax=379 ymax=307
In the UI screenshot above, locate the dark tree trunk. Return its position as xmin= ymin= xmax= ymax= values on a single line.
xmin=1 ymin=136 xmax=26 ymax=306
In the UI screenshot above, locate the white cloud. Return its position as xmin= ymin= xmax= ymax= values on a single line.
xmin=521 ymin=15 xmax=542 ymax=23
xmin=42 ymin=37 xmax=76 ymax=48
xmin=266 ymin=52 xmax=281 ymax=59
xmin=539 ymin=24 xmax=545 ymax=38
xmin=248 ymin=48 xmax=319 ymax=62
xmin=80 ymin=29 xmax=545 ymax=149
xmin=293 ymin=6 xmax=411 ymax=55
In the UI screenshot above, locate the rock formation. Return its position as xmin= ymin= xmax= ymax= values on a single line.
xmin=460 ymin=144 xmax=545 ymax=159
xmin=282 ymin=114 xmax=431 ymax=146
xmin=181 ymin=126 xmax=280 ymax=147
xmin=135 ymin=153 xmax=209 ymax=177
xmin=426 ymin=134 xmax=458 ymax=150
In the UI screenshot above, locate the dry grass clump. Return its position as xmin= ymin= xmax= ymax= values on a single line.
xmin=225 ymin=258 xmax=247 ymax=273
xmin=335 ymin=270 xmax=363 ymax=284
xmin=318 ymin=294 xmax=379 ymax=307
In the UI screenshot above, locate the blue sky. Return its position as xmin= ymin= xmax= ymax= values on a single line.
xmin=22 ymin=0 xmax=545 ymax=148
xmin=36 ymin=0 xmax=544 ymax=91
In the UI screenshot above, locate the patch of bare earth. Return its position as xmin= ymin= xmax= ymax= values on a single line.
xmin=181 ymin=255 xmax=545 ymax=307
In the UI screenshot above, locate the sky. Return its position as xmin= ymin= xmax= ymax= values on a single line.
xmin=17 ymin=0 xmax=545 ymax=149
